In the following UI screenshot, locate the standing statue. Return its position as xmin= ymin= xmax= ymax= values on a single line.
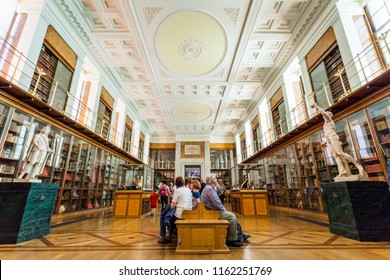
xmin=311 ymin=103 xmax=368 ymax=181
xmin=18 ymin=125 xmax=53 ymax=180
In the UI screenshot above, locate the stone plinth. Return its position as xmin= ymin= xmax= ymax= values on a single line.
xmin=0 ymin=182 xmax=59 ymax=243
xmin=322 ymin=181 xmax=390 ymax=241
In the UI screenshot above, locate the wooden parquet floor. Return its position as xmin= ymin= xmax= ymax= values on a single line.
xmin=1 ymin=205 xmax=390 ymax=260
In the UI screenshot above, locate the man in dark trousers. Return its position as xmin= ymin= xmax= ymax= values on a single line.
xmin=201 ymin=174 xmax=250 ymax=247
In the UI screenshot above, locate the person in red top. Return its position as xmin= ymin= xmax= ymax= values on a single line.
xmin=150 ymin=189 xmax=159 ymax=216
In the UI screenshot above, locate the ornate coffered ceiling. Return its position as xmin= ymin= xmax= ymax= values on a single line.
xmin=62 ymin=0 xmax=328 ymax=142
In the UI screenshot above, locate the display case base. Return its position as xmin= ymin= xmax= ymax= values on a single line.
xmin=322 ymin=181 xmax=390 ymax=241
xmin=0 ymin=182 xmax=59 ymax=244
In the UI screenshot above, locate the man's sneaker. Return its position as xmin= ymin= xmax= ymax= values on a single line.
xmin=226 ymin=240 xmax=242 ymax=247
xmin=242 ymin=234 xmax=251 ymax=241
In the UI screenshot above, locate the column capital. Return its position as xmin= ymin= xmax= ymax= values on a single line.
xmin=17 ymin=0 xmax=45 ymax=13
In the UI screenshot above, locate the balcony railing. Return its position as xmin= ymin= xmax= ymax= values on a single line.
xmin=237 ymin=27 xmax=390 ymax=163
xmin=0 ymin=36 xmax=153 ymax=165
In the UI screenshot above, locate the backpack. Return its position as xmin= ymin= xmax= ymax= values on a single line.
xmin=159 ymin=184 xmax=167 ymax=196
xmin=169 ymin=185 xmax=175 ymax=196
xmin=192 ymin=197 xmax=199 ymax=210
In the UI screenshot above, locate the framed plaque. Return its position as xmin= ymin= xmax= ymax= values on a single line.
xmin=181 ymin=142 xmax=204 ymax=158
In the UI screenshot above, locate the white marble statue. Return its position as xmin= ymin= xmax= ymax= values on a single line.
xmin=18 ymin=125 xmax=53 ymax=180
xmin=311 ymin=103 xmax=368 ymax=181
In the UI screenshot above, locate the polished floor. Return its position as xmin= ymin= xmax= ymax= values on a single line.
xmin=1 ymin=205 xmax=390 ymax=260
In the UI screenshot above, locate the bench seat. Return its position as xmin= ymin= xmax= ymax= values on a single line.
xmin=175 ymin=203 xmax=230 ymax=254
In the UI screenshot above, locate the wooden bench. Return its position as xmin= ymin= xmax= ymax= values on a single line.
xmin=175 ymin=203 xmax=230 ymax=254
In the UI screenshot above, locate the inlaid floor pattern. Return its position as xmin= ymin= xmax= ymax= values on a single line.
xmin=1 ymin=206 xmax=389 ymax=260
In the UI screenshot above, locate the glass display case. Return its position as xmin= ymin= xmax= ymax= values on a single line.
xmin=310 ymin=130 xmax=330 ymax=182
xmin=117 ymin=164 xmax=144 ymax=189
xmin=151 ymin=149 xmax=175 ymax=169
xmin=0 ymin=103 xmax=10 ymax=139
xmin=83 ymin=145 xmax=98 ymax=210
xmin=34 ymin=121 xmax=62 ymax=185
xmin=150 ymin=148 xmax=175 ymax=187
xmin=348 ymin=109 xmax=384 ymax=181
xmin=143 ymin=164 xmax=153 ymax=191
xmin=55 ymin=133 xmax=72 ymax=213
xmin=294 ymin=137 xmax=317 ymax=188
xmin=96 ymin=149 xmax=106 ymax=208
xmin=285 ymin=145 xmax=300 ymax=208
xmin=154 ymin=171 xmax=174 ymax=187
xmin=0 ymin=108 xmax=32 ymax=182
xmin=367 ymin=98 xmax=390 ymax=182
xmin=210 ymin=149 xmax=231 ymax=169
xmin=210 ymin=149 xmax=232 ymax=186
xmin=0 ymin=102 xmax=138 ymax=216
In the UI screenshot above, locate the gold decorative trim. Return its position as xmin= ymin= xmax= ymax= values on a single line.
xmin=210 ymin=143 xmax=235 ymax=149
xmin=149 ymin=143 xmax=175 ymax=149
xmin=180 ymin=141 xmax=204 ymax=158
xmin=44 ymin=25 xmax=77 ymax=71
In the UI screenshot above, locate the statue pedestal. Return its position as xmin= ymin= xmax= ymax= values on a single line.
xmin=0 ymin=182 xmax=59 ymax=243
xmin=322 ymin=181 xmax=390 ymax=241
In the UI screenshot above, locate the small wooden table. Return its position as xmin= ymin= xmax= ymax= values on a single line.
xmin=113 ymin=190 xmax=151 ymax=217
xmin=230 ymin=190 xmax=269 ymax=217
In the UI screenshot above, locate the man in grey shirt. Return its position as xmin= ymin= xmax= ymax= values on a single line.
xmin=201 ymin=174 xmax=250 ymax=247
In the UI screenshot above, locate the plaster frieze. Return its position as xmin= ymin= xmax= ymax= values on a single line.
xmin=144 ymin=7 xmax=163 ymax=26
xmin=263 ymin=0 xmax=331 ymax=87
xmin=222 ymin=8 xmax=239 ymax=26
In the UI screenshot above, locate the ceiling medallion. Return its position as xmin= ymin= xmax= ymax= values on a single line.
xmin=186 ymin=108 xmax=199 ymax=115
xmin=157 ymin=11 xmax=226 ymax=76
xmin=173 ymin=102 xmax=212 ymax=122
xmin=178 ymin=39 xmax=204 ymax=60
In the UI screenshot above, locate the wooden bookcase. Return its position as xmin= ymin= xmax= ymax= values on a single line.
xmin=95 ymin=100 xmax=112 ymax=140
xmin=0 ymin=109 xmax=31 ymax=182
xmin=324 ymin=46 xmax=350 ymax=102
xmin=29 ymin=45 xmax=57 ymax=102
xmin=29 ymin=44 xmax=72 ymax=112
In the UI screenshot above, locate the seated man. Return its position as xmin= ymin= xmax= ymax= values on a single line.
xmin=201 ymin=174 xmax=250 ymax=247
xmin=158 ymin=176 xmax=193 ymax=244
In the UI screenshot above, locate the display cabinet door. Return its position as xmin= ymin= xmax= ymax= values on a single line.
xmin=366 ymin=98 xmax=390 ymax=181
xmin=54 ymin=131 xmax=72 ymax=213
xmin=347 ymin=109 xmax=384 ymax=181
xmin=285 ymin=145 xmax=300 ymax=189
xmin=30 ymin=121 xmax=62 ymax=184
xmin=310 ymin=130 xmax=330 ymax=182
xmin=0 ymin=102 xmax=10 ymax=141
xmin=1 ymin=109 xmax=32 ymax=181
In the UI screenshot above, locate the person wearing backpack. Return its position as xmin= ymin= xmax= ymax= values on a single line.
xmin=158 ymin=176 xmax=192 ymax=244
xmin=159 ymin=180 xmax=169 ymax=209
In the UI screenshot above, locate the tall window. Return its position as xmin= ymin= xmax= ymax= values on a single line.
xmin=123 ymin=116 xmax=133 ymax=153
xmin=30 ymin=44 xmax=73 ymax=112
xmin=138 ymin=132 xmax=144 ymax=160
xmin=309 ymin=46 xmax=350 ymax=107
xmin=123 ymin=124 xmax=132 ymax=153
xmin=363 ymin=0 xmax=390 ymax=67
xmin=270 ymin=88 xmax=288 ymax=139
xmin=95 ymin=100 xmax=112 ymax=140
xmin=252 ymin=115 xmax=261 ymax=153
xmin=29 ymin=26 xmax=76 ymax=112
xmin=240 ymin=132 xmax=246 ymax=160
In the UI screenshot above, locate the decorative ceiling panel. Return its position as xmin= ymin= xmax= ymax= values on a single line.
xmin=65 ymin=0 xmax=327 ymax=141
